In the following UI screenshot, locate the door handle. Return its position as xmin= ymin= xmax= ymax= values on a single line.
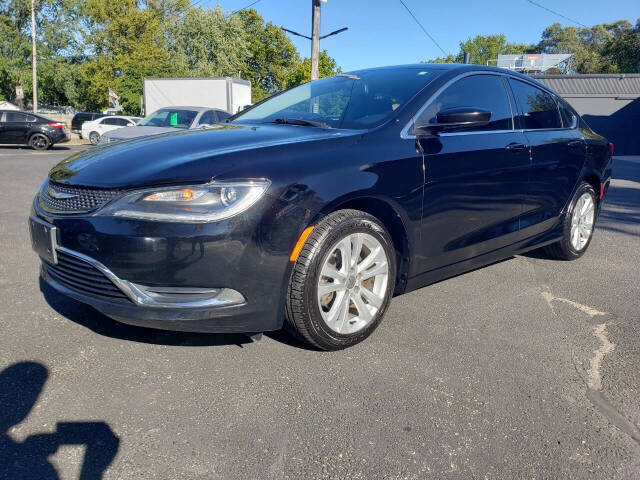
xmin=505 ymin=142 xmax=528 ymax=152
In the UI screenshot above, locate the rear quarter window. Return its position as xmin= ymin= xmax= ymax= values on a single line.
xmin=509 ymin=79 xmax=562 ymax=130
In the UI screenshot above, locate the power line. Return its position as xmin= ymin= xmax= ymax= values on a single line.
xmin=525 ymin=0 xmax=587 ymax=28
xmin=397 ymin=0 xmax=447 ymax=56
xmin=229 ymin=0 xmax=262 ymax=16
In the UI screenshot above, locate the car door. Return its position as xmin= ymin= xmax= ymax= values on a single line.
xmin=508 ymin=78 xmax=585 ymax=238
xmin=3 ymin=112 xmax=36 ymax=144
xmin=413 ymin=73 xmax=531 ymax=273
xmin=98 ymin=117 xmax=121 ymax=134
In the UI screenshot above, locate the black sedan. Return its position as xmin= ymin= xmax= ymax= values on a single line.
xmin=0 ymin=110 xmax=70 ymax=150
xmin=29 ymin=64 xmax=612 ymax=350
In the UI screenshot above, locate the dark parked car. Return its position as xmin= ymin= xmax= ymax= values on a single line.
xmin=1 ymin=110 xmax=70 ymax=150
xmin=29 ymin=64 xmax=612 ymax=350
xmin=70 ymin=112 xmax=104 ymax=134
xmin=98 ymin=106 xmax=232 ymax=144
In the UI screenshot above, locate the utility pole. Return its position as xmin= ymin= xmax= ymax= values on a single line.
xmin=281 ymin=0 xmax=346 ymax=81
xmin=310 ymin=0 xmax=321 ymax=80
xmin=30 ymin=0 xmax=37 ymax=113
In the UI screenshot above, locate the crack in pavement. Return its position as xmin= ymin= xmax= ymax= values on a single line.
xmin=587 ymin=323 xmax=614 ymax=391
xmin=520 ymin=257 xmax=640 ymax=448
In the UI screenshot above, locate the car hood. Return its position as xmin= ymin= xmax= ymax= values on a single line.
xmin=102 ymin=125 xmax=182 ymax=140
xmin=48 ymin=123 xmax=359 ymax=188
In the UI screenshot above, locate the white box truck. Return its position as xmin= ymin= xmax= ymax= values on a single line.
xmin=143 ymin=77 xmax=252 ymax=116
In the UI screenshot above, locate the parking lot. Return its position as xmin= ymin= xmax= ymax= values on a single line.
xmin=1 ymin=145 xmax=639 ymax=478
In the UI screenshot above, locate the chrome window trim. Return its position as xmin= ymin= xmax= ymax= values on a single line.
xmin=401 ymin=71 xmax=515 ymax=139
xmin=401 ymin=70 xmax=577 ymax=139
xmin=439 ymin=129 xmax=519 ymax=137
xmin=51 ymin=246 xmax=246 ymax=309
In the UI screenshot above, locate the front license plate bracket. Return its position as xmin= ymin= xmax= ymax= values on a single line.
xmin=29 ymin=215 xmax=58 ymax=264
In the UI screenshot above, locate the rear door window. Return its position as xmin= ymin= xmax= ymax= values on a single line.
xmin=415 ymin=74 xmax=513 ymax=132
xmin=6 ymin=112 xmax=28 ymax=122
xmin=509 ymin=79 xmax=562 ymax=130
xmin=197 ymin=111 xmax=216 ymax=125
xmin=102 ymin=117 xmax=120 ymax=126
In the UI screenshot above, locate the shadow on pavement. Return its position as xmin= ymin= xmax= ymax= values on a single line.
xmin=39 ymin=278 xmax=284 ymax=348
xmin=0 ymin=145 xmax=73 ymax=151
xmin=0 ymin=362 xmax=119 ymax=479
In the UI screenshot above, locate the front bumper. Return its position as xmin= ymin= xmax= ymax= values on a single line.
xmin=32 ymin=193 xmax=304 ymax=333
xmin=41 ymin=259 xmax=274 ymax=333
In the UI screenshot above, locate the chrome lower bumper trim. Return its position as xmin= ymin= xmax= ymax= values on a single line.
xmin=55 ymin=246 xmax=246 ymax=309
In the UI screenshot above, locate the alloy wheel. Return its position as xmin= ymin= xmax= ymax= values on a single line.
xmin=570 ymin=192 xmax=595 ymax=251
xmin=317 ymin=232 xmax=389 ymax=335
xmin=31 ymin=134 xmax=49 ymax=150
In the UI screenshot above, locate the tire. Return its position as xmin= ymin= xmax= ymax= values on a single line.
xmin=285 ymin=209 xmax=397 ymax=351
xmin=543 ymin=182 xmax=597 ymax=260
xmin=29 ymin=133 xmax=51 ymax=151
xmin=89 ymin=132 xmax=100 ymax=145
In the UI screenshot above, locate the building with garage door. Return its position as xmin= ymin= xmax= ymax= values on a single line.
xmin=535 ymin=74 xmax=640 ymax=155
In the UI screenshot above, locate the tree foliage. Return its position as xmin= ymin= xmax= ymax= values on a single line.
xmin=0 ymin=1 xmax=341 ymax=113
xmin=430 ymin=34 xmax=534 ymax=66
xmin=539 ymin=21 xmax=640 ymax=73
xmin=428 ymin=20 xmax=640 ymax=75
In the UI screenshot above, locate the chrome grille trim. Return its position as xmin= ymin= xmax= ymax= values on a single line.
xmin=43 ymin=250 xmax=131 ymax=302
xmin=43 ymin=246 xmax=246 ymax=309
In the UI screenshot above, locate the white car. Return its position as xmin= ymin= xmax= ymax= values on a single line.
xmin=81 ymin=115 xmax=141 ymax=145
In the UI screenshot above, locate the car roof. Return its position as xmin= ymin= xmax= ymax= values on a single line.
xmin=346 ymin=63 xmax=554 ymax=93
xmin=152 ymin=106 xmax=223 ymax=113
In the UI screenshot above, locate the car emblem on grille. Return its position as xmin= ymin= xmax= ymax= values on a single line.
xmin=49 ymin=189 xmax=78 ymax=200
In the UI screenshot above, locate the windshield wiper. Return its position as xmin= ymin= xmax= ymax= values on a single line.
xmin=272 ymin=117 xmax=331 ymax=129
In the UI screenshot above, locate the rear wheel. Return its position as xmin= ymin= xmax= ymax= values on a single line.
xmin=285 ymin=209 xmax=396 ymax=350
xmin=89 ymin=131 xmax=100 ymax=145
xmin=543 ymin=182 xmax=597 ymax=260
xmin=29 ymin=133 xmax=51 ymax=151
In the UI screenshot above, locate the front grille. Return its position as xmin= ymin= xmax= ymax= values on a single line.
xmin=39 ymin=181 xmax=120 ymax=213
xmin=43 ymin=250 xmax=131 ymax=302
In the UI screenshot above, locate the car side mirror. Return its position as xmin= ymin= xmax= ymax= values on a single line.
xmin=414 ymin=107 xmax=492 ymax=135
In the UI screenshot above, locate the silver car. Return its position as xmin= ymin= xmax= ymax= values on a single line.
xmin=98 ymin=106 xmax=231 ymax=144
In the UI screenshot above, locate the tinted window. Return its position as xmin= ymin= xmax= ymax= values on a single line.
xmin=138 ymin=109 xmax=198 ymax=129
xmin=416 ymin=75 xmax=513 ymax=132
xmin=198 ymin=111 xmax=216 ymax=125
xmin=235 ymin=68 xmax=438 ymax=129
xmin=510 ymin=79 xmax=561 ymax=130
xmin=558 ymin=100 xmax=576 ymax=128
xmin=6 ymin=112 xmax=30 ymax=122
xmin=217 ymin=111 xmax=231 ymax=121
xmin=102 ymin=117 xmax=122 ymax=126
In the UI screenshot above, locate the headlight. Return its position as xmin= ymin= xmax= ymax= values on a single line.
xmin=97 ymin=180 xmax=270 ymax=222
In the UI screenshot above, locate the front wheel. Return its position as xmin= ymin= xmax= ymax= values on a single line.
xmin=285 ymin=209 xmax=396 ymax=350
xmin=543 ymin=182 xmax=597 ymax=260
xmin=29 ymin=133 xmax=51 ymax=151
xmin=89 ymin=131 xmax=100 ymax=145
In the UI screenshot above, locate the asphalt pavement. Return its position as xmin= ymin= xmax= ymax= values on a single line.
xmin=1 ymin=145 xmax=639 ymax=479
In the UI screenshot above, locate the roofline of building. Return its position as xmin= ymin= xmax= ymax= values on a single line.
xmin=534 ymin=73 xmax=640 ymax=79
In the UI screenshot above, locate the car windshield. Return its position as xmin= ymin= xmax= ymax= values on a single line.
xmin=138 ymin=109 xmax=198 ymax=129
xmin=233 ymin=67 xmax=438 ymax=130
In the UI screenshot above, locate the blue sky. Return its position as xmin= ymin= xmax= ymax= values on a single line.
xmin=210 ymin=0 xmax=639 ymax=71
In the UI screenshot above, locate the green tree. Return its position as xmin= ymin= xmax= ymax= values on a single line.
xmin=428 ymin=34 xmax=535 ymax=65
xmin=538 ymin=20 xmax=640 ymax=73
xmin=284 ymin=50 xmax=341 ymax=88
xmin=0 ymin=0 xmax=84 ymax=106
xmin=167 ymin=5 xmax=248 ymax=78
xmin=238 ymin=8 xmax=300 ymax=101
xmin=77 ymin=0 xmax=189 ymax=113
